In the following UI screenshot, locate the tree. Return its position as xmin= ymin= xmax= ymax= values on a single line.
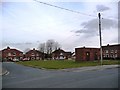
xmin=37 ymin=39 xmax=61 ymax=60
xmin=46 ymin=39 xmax=55 ymax=55
xmin=54 ymin=41 xmax=61 ymax=50
xmin=38 ymin=43 xmax=45 ymax=53
xmin=38 ymin=43 xmax=46 ymax=60
xmin=45 ymin=39 xmax=61 ymax=59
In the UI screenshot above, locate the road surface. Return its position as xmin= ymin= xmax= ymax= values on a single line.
xmin=2 ymin=62 xmax=119 ymax=88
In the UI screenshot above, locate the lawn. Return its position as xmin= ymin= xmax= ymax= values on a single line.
xmin=16 ymin=60 xmax=120 ymax=69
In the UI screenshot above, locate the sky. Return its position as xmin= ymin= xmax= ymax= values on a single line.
xmin=1 ymin=0 xmax=119 ymax=52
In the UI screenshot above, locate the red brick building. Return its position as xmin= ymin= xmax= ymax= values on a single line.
xmin=1 ymin=47 xmax=23 ymax=61
xmin=75 ymin=47 xmax=100 ymax=61
xmin=25 ymin=48 xmax=43 ymax=60
xmin=52 ymin=48 xmax=72 ymax=60
xmin=102 ymin=44 xmax=120 ymax=59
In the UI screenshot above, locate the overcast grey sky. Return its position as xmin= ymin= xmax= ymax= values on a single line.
xmin=1 ymin=0 xmax=119 ymax=52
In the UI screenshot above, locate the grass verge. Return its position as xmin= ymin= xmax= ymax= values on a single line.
xmin=16 ymin=60 xmax=120 ymax=69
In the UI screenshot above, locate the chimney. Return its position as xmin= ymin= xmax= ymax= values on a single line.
xmin=7 ymin=46 xmax=10 ymax=50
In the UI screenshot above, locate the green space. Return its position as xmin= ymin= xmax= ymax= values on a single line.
xmin=16 ymin=60 xmax=120 ymax=69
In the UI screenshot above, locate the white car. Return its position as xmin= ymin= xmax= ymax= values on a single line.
xmin=22 ymin=58 xmax=30 ymax=61
xmin=13 ymin=58 xmax=19 ymax=62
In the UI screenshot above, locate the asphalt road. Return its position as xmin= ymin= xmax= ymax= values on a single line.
xmin=2 ymin=62 xmax=119 ymax=88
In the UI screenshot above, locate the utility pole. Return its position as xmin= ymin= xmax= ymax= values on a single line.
xmin=98 ymin=13 xmax=103 ymax=65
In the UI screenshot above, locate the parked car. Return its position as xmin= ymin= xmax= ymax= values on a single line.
xmin=22 ymin=58 xmax=30 ymax=61
xmin=13 ymin=58 xmax=19 ymax=62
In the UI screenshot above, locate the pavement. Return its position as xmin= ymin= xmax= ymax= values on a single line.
xmin=60 ymin=64 xmax=119 ymax=72
xmin=0 ymin=62 xmax=8 ymax=76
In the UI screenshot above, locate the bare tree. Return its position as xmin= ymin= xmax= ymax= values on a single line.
xmin=46 ymin=39 xmax=61 ymax=53
xmin=46 ymin=39 xmax=55 ymax=54
xmin=37 ymin=39 xmax=61 ymax=59
xmin=45 ymin=39 xmax=61 ymax=59
xmin=38 ymin=43 xmax=45 ymax=53
xmin=54 ymin=41 xmax=61 ymax=50
xmin=38 ymin=43 xmax=46 ymax=60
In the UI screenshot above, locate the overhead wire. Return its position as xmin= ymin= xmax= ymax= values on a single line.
xmin=33 ymin=0 xmax=98 ymax=44
xmin=33 ymin=0 xmax=97 ymax=18
xmin=33 ymin=0 xmax=117 ymax=44
xmin=34 ymin=0 xmax=118 ymax=21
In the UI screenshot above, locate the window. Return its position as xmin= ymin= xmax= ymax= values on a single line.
xmin=8 ymin=53 xmax=11 ymax=56
xmin=113 ymin=55 xmax=115 ymax=58
xmin=36 ymin=54 xmax=39 ymax=56
xmin=36 ymin=57 xmax=39 ymax=60
xmin=106 ymin=54 xmax=109 ymax=57
xmin=115 ymin=50 xmax=117 ymax=53
xmin=105 ymin=50 xmax=108 ymax=53
xmin=19 ymin=53 xmax=22 ymax=56
xmin=31 ymin=53 xmax=35 ymax=56
xmin=12 ymin=52 xmax=16 ymax=56
xmin=110 ymin=54 xmax=113 ymax=58
xmin=60 ymin=53 xmax=63 ymax=55
xmin=31 ymin=57 xmax=35 ymax=60
xmin=115 ymin=54 xmax=117 ymax=58
xmin=111 ymin=50 xmax=114 ymax=53
xmin=86 ymin=52 xmax=89 ymax=56
xmin=103 ymin=50 xmax=106 ymax=54
xmin=103 ymin=54 xmax=106 ymax=57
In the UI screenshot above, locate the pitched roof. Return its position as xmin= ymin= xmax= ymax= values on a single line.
xmin=2 ymin=47 xmax=23 ymax=53
xmin=65 ymin=52 xmax=72 ymax=55
xmin=26 ymin=48 xmax=42 ymax=54
xmin=52 ymin=48 xmax=65 ymax=53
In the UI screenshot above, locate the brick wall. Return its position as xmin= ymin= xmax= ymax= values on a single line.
xmin=102 ymin=44 xmax=120 ymax=59
xmin=75 ymin=47 xmax=100 ymax=61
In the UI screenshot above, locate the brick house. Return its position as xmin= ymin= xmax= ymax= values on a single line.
xmin=102 ymin=44 xmax=120 ymax=59
xmin=1 ymin=46 xmax=23 ymax=61
xmin=65 ymin=52 xmax=72 ymax=60
xmin=75 ymin=47 xmax=100 ymax=61
xmin=25 ymin=48 xmax=43 ymax=60
xmin=52 ymin=48 xmax=72 ymax=60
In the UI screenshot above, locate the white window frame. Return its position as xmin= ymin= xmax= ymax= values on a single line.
xmin=31 ymin=53 xmax=35 ymax=56
xmin=105 ymin=50 xmax=108 ymax=53
xmin=12 ymin=52 xmax=16 ymax=56
xmin=111 ymin=50 xmax=114 ymax=53
xmin=8 ymin=53 xmax=11 ymax=56
xmin=115 ymin=50 xmax=117 ymax=53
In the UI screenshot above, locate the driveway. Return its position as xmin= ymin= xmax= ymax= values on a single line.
xmin=2 ymin=62 xmax=119 ymax=88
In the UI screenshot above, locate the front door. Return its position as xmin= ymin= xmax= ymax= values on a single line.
xmin=86 ymin=52 xmax=90 ymax=61
xmin=94 ymin=52 xmax=98 ymax=60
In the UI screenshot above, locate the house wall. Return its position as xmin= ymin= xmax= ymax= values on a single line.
xmin=2 ymin=47 xmax=23 ymax=61
xmin=75 ymin=48 xmax=83 ymax=61
xmin=52 ymin=51 xmax=66 ymax=60
xmin=65 ymin=52 xmax=72 ymax=59
xmin=52 ymin=49 xmax=72 ymax=60
xmin=25 ymin=49 xmax=42 ymax=60
xmin=75 ymin=48 xmax=100 ymax=61
xmin=102 ymin=44 xmax=120 ymax=59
